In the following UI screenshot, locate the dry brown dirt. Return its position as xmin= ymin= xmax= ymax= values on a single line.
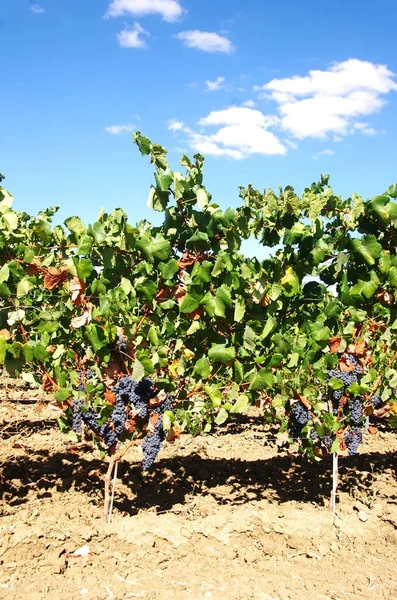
xmin=0 ymin=393 xmax=396 ymax=600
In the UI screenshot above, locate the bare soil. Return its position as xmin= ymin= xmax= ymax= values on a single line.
xmin=0 ymin=393 xmax=396 ymax=600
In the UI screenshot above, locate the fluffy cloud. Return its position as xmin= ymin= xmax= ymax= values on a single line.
xmin=117 ymin=23 xmax=149 ymax=48
xmin=105 ymin=124 xmax=136 ymax=134
xmin=205 ymin=77 xmax=226 ymax=91
xmin=30 ymin=3 xmax=45 ymax=13
xmin=261 ymin=59 xmax=397 ymax=139
xmin=176 ymin=31 xmax=234 ymax=53
xmin=106 ymin=0 xmax=183 ymax=22
xmin=168 ymin=107 xmax=286 ymax=160
xmin=169 ymin=59 xmax=396 ymax=162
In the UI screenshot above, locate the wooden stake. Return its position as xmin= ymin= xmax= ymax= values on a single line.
xmin=108 ymin=460 xmax=118 ymax=524
xmin=330 ymin=452 xmax=338 ymax=516
xmin=103 ymin=456 xmax=115 ymax=522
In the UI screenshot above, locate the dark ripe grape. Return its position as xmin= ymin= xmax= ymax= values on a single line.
xmin=112 ymin=403 xmax=126 ymax=436
xmin=100 ymin=424 xmax=118 ymax=449
xmin=326 ymin=368 xmax=357 ymax=387
xmin=370 ymin=395 xmax=382 ymax=409
xmin=344 ymin=427 xmax=362 ymax=456
xmin=81 ymin=407 xmax=102 ymax=436
xmin=86 ymin=370 xmax=94 ymax=380
xmin=141 ymin=417 xmax=166 ymax=471
xmin=72 ymin=400 xmax=83 ymax=434
xmin=290 ymin=402 xmax=310 ymax=428
xmin=349 ymin=395 xmax=363 ymax=425
xmin=137 ymin=377 xmax=155 ymax=401
xmin=320 ymin=435 xmax=333 ymax=450
xmin=310 ymin=429 xmax=318 ymax=441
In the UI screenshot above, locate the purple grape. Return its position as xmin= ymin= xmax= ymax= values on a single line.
xmin=344 ymin=427 xmax=362 ymax=455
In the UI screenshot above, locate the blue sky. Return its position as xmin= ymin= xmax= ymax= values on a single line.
xmin=2 ymin=0 xmax=397 ymax=240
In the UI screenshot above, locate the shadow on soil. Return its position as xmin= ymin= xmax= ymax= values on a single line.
xmin=1 ymin=439 xmax=395 ymax=515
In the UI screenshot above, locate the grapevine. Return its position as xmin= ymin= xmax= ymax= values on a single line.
xmin=1 ymin=133 xmax=397 ymax=516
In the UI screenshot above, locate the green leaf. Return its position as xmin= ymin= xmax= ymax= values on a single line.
xmin=261 ymin=315 xmax=276 ymax=339
xmin=158 ymin=259 xmax=179 ymax=280
xmin=350 ymin=235 xmax=382 ymax=266
xmin=214 ymin=407 xmax=228 ymax=426
xmin=0 ymin=263 xmax=9 ymax=284
xmin=389 ymin=267 xmax=397 ymax=288
xmin=230 ymin=394 xmax=249 ymax=414
xmin=132 ymin=358 xmax=145 ymax=381
xmin=330 ymin=437 xmax=340 ymax=453
xmin=243 ymin=325 xmax=256 ymax=352
xmin=0 ymin=282 xmax=11 ymax=297
xmin=186 ymin=230 xmax=210 ymax=250
xmin=193 ymin=357 xmax=211 ymax=379
xmin=86 ymin=324 xmax=107 ymax=353
xmin=197 ymin=188 xmax=209 ymax=209
xmin=17 ymin=278 xmax=33 ymax=298
xmin=208 ymin=344 xmax=236 ymax=364
xmin=134 ymin=132 xmax=151 ymax=155
xmin=234 ymin=297 xmax=245 ymax=323
xmin=0 ymin=336 xmax=7 ymax=363
xmin=154 ymin=171 xmax=173 ymax=192
xmin=76 ymin=235 xmax=92 ymax=255
xmin=64 ymin=216 xmax=86 ymax=237
xmin=324 ymin=301 xmax=341 ymax=318
xmin=34 ymin=344 xmax=49 ymax=361
xmin=280 ymin=267 xmax=300 ymax=296
xmin=55 ymin=388 xmax=70 ymax=402
xmin=249 ymin=370 xmax=274 ymax=391
xmin=77 ymin=258 xmax=93 ymax=279
xmin=216 ymin=286 xmax=232 ymax=309
xmin=147 ymin=186 xmax=169 ymax=211
xmin=179 ymin=292 xmax=202 ymax=313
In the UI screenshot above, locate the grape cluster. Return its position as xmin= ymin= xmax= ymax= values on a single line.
xmin=349 ymin=395 xmax=363 ymax=425
xmin=76 ymin=369 xmax=94 ymax=392
xmin=309 ymin=428 xmax=334 ymax=449
xmin=142 ymin=391 xmax=173 ymax=471
xmin=141 ymin=418 xmax=166 ymax=471
xmin=72 ymin=400 xmax=83 ymax=434
xmin=344 ymin=427 xmax=362 ymax=456
xmin=289 ymin=402 xmax=310 ymax=438
xmin=370 ymin=395 xmax=382 ymax=409
xmin=70 ymin=375 xmax=174 ymax=462
xmin=326 ymin=362 xmax=358 ymax=416
xmin=112 ymin=376 xmax=156 ymax=420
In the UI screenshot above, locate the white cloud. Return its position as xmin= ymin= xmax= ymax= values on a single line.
xmin=168 ymin=120 xmax=185 ymax=131
xmin=205 ymin=77 xmax=226 ymax=91
xmin=352 ymin=122 xmax=378 ymax=135
xmin=30 ymin=3 xmax=45 ymax=13
xmin=105 ymin=124 xmax=136 ymax=134
xmin=168 ymin=106 xmax=286 ymax=160
xmin=242 ymin=99 xmax=256 ymax=107
xmin=312 ymin=149 xmax=335 ymax=160
xmin=117 ymin=23 xmax=149 ymax=48
xmin=176 ymin=31 xmax=234 ymax=54
xmin=106 ymin=0 xmax=183 ymax=22
xmin=261 ymin=59 xmax=397 ymax=139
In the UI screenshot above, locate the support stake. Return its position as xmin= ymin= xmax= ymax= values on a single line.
xmin=103 ymin=456 xmax=115 ymax=522
xmin=108 ymin=460 xmax=118 ymax=524
xmin=330 ymin=452 xmax=338 ymax=517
